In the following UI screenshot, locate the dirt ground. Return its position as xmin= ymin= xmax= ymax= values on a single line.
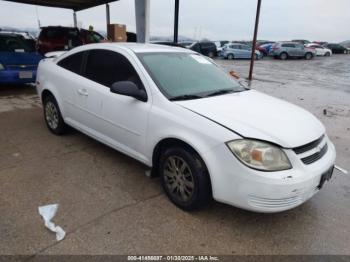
xmin=0 ymin=55 xmax=349 ymax=256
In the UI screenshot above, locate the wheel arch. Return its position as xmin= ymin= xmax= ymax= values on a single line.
xmin=40 ymin=88 xmax=65 ymax=117
xmin=151 ymin=137 xmax=213 ymax=196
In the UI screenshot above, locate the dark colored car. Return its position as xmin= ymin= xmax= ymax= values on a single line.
xmin=324 ymin=43 xmax=348 ymax=54
xmin=37 ymin=26 xmax=83 ymax=54
xmin=188 ymin=41 xmax=217 ymax=58
xmin=0 ymin=33 xmax=42 ymax=84
xmin=151 ymin=41 xmax=185 ymax=48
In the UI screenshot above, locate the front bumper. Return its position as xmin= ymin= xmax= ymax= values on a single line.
xmin=0 ymin=69 xmax=37 ymax=84
xmin=204 ymin=136 xmax=336 ymax=213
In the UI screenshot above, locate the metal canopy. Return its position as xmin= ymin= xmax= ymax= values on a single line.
xmin=3 ymin=0 xmax=118 ymax=11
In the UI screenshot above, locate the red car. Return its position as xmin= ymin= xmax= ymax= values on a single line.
xmin=37 ymin=26 xmax=106 ymax=55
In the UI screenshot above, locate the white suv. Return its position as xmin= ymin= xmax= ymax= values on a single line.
xmin=36 ymin=43 xmax=336 ymax=212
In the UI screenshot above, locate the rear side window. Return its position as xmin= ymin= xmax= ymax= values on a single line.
xmin=84 ymin=49 xmax=143 ymax=89
xmin=282 ymin=44 xmax=295 ymax=48
xmin=57 ymin=51 xmax=84 ymax=74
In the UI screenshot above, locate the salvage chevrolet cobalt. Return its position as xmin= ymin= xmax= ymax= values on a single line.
xmin=36 ymin=43 xmax=336 ymax=212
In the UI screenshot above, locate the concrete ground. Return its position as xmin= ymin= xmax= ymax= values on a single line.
xmin=0 ymin=55 xmax=349 ymax=256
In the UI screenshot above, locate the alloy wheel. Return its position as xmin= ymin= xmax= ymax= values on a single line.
xmin=45 ymin=101 xmax=59 ymax=130
xmin=163 ymin=156 xmax=195 ymax=202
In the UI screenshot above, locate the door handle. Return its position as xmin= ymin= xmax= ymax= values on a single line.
xmin=77 ymin=88 xmax=88 ymax=96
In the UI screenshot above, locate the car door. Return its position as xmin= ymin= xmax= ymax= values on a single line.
xmin=55 ymin=51 xmax=86 ymax=121
xmin=315 ymin=45 xmax=324 ymax=56
xmin=83 ymin=48 xmax=151 ymax=160
xmin=230 ymin=44 xmax=241 ymax=58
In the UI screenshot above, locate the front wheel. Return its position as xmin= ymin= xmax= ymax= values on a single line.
xmin=43 ymin=94 xmax=67 ymax=135
xmin=159 ymin=147 xmax=211 ymax=211
xmin=305 ymin=52 xmax=313 ymax=60
xmin=227 ymin=54 xmax=234 ymax=60
xmin=279 ymin=52 xmax=288 ymax=60
xmin=325 ymin=52 xmax=331 ymax=57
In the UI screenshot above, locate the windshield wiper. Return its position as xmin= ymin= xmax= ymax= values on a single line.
xmin=204 ymin=89 xmax=234 ymax=97
xmin=169 ymin=94 xmax=203 ymax=101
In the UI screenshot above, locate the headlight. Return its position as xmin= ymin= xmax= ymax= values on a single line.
xmin=0 ymin=63 xmax=4 ymax=71
xmin=226 ymin=139 xmax=292 ymax=171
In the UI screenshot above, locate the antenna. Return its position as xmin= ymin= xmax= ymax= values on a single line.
xmin=35 ymin=6 xmax=41 ymax=29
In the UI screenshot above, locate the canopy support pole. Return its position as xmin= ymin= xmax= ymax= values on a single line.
xmin=173 ymin=0 xmax=179 ymax=43
xmin=248 ymin=0 xmax=262 ymax=81
xmin=106 ymin=3 xmax=110 ymax=31
xmin=135 ymin=0 xmax=150 ymax=43
xmin=73 ymin=11 xmax=77 ymax=27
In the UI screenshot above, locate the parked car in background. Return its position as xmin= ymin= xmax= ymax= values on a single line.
xmin=179 ymin=41 xmax=193 ymax=48
xmin=151 ymin=41 xmax=186 ymax=48
xmin=0 ymin=33 xmax=42 ymax=84
xmin=256 ymin=45 xmax=269 ymax=57
xmin=313 ymin=41 xmax=328 ymax=46
xmin=36 ymin=43 xmax=336 ymax=213
xmin=271 ymin=42 xmax=316 ymax=60
xmin=324 ymin=43 xmax=348 ymax=54
xmin=292 ymin=39 xmax=311 ymax=45
xmin=259 ymin=43 xmax=274 ymax=56
xmin=188 ymin=41 xmax=217 ymax=58
xmin=37 ymin=26 xmax=82 ymax=54
xmin=214 ymin=40 xmax=229 ymax=55
xmin=0 ymin=29 xmax=36 ymax=51
xmin=221 ymin=43 xmax=262 ymax=60
xmin=305 ymin=43 xmax=332 ymax=56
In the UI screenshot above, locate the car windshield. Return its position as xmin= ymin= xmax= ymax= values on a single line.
xmin=137 ymin=52 xmax=246 ymax=100
xmin=0 ymin=35 xmax=35 ymax=52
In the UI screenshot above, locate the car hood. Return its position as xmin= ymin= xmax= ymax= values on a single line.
xmin=0 ymin=51 xmax=43 ymax=66
xmin=176 ymin=90 xmax=325 ymax=148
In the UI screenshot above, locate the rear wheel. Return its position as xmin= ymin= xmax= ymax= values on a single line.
xmin=159 ymin=146 xmax=211 ymax=211
xmin=305 ymin=52 xmax=313 ymax=60
xmin=43 ymin=94 xmax=67 ymax=135
xmin=279 ymin=52 xmax=288 ymax=60
xmin=227 ymin=54 xmax=234 ymax=60
xmin=325 ymin=52 xmax=331 ymax=57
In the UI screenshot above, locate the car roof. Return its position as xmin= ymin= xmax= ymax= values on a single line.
xmin=71 ymin=42 xmax=195 ymax=54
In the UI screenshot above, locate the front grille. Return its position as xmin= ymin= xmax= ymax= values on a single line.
xmin=293 ymin=135 xmax=324 ymax=154
xmin=293 ymin=135 xmax=328 ymax=165
xmin=301 ymin=143 xmax=328 ymax=165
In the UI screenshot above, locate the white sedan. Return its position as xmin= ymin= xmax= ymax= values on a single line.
xmin=306 ymin=44 xmax=332 ymax=56
xmin=36 ymin=43 xmax=336 ymax=213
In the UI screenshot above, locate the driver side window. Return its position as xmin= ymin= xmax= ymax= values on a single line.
xmin=83 ymin=49 xmax=144 ymax=89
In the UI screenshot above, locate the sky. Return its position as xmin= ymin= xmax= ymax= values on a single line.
xmin=0 ymin=0 xmax=349 ymax=42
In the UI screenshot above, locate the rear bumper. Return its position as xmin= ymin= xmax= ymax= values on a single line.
xmin=0 ymin=70 xmax=37 ymax=84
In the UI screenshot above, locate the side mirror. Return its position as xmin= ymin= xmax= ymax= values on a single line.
xmin=110 ymin=81 xmax=147 ymax=102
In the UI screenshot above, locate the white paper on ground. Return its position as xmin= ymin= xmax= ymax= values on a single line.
xmin=38 ymin=204 xmax=66 ymax=241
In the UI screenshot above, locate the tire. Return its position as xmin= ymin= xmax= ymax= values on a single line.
xmin=208 ymin=52 xmax=214 ymax=58
xmin=279 ymin=52 xmax=288 ymax=60
xmin=325 ymin=52 xmax=331 ymax=57
xmin=159 ymin=146 xmax=211 ymax=211
xmin=227 ymin=54 xmax=234 ymax=60
xmin=43 ymin=94 xmax=67 ymax=135
xmin=305 ymin=52 xmax=313 ymax=60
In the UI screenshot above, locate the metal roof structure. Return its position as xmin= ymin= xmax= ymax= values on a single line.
xmin=3 ymin=0 xmax=263 ymax=80
xmin=3 ymin=0 xmax=118 ymax=11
